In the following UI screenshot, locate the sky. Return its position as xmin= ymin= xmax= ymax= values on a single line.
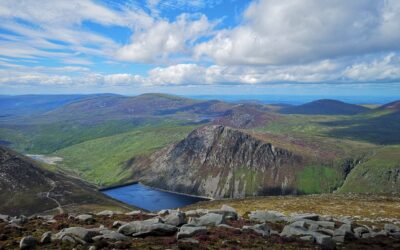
xmin=0 ymin=0 xmax=400 ymax=98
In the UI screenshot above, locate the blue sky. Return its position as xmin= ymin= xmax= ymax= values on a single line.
xmin=0 ymin=0 xmax=400 ymax=98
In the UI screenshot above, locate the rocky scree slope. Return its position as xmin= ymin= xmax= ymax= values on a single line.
xmin=0 ymin=146 xmax=129 ymax=216
xmin=130 ymin=125 xmax=317 ymax=198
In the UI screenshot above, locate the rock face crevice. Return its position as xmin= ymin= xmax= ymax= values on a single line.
xmin=131 ymin=125 xmax=306 ymax=198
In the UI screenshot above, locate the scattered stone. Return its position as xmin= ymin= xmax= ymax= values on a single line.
xmin=19 ymin=236 xmax=37 ymax=250
xmin=290 ymin=219 xmax=335 ymax=230
xmin=290 ymin=213 xmax=320 ymax=222
xmin=157 ymin=209 xmax=170 ymax=216
xmin=0 ymin=214 xmax=9 ymax=222
xmin=177 ymin=225 xmax=207 ymax=239
xmin=218 ymin=204 xmax=238 ymax=220
xmin=337 ymin=216 xmax=353 ymax=224
xmin=92 ymin=230 xmax=128 ymax=241
xmin=335 ymin=223 xmax=353 ymax=235
xmin=112 ymin=221 xmax=127 ymax=228
xmin=40 ymin=232 xmax=52 ymax=244
xmin=249 ymin=210 xmax=287 ymax=223
xmin=312 ymin=232 xmax=334 ymax=246
xmin=370 ymin=230 xmax=388 ymax=237
xmin=317 ymin=228 xmax=334 ymax=236
xmin=118 ymin=221 xmax=177 ymax=237
xmin=384 ymin=224 xmax=400 ymax=233
xmin=60 ymin=235 xmax=77 ymax=244
xmin=96 ymin=210 xmax=114 ymax=217
xmin=88 ymin=246 xmax=96 ymax=250
xmin=218 ymin=224 xmax=238 ymax=230
xmin=280 ymin=225 xmax=309 ymax=237
xmin=188 ymin=213 xmax=224 ymax=226
xmin=242 ymin=224 xmax=270 ymax=236
xmin=164 ymin=211 xmax=186 ymax=226
xmin=185 ymin=209 xmax=209 ymax=217
xmin=125 ymin=210 xmax=142 ymax=216
xmin=300 ymin=235 xmax=314 ymax=242
xmin=354 ymin=227 xmax=369 ymax=238
xmin=76 ymin=214 xmax=94 ymax=223
xmin=54 ymin=227 xmax=99 ymax=242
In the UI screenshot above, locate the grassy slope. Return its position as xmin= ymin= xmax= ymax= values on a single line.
xmin=54 ymin=124 xmax=198 ymax=186
xmin=338 ymin=145 xmax=400 ymax=193
xmin=256 ymin=112 xmax=400 ymax=194
xmin=0 ymin=118 xmax=168 ymax=154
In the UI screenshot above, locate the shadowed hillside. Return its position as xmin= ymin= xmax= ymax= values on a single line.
xmin=0 ymin=146 xmax=131 ymax=216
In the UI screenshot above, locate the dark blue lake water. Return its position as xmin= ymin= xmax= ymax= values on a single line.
xmin=102 ymin=183 xmax=207 ymax=212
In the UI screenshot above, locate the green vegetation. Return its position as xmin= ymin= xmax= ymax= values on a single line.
xmin=234 ymin=167 xmax=261 ymax=196
xmin=55 ymin=124 xmax=198 ymax=186
xmin=338 ymin=145 xmax=400 ymax=194
xmin=0 ymin=118 xmax=172 ymax=154
xmin=297 ymin=165 xmax=343 ymax=194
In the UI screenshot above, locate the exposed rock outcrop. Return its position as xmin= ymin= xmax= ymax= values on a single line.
xmin=130 ymin=125 xmax=308 ymax=198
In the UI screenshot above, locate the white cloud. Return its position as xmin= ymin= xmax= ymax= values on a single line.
xmin=148 ymin=64 xmax=206 ymax=85
xmin=344 ymin=53 xmax=400 ymax=81
xmin=2 ymin=52 xmax=400 ymax=88
xmin=195 ymin=0 xmax=400 ymax=65
xmin=115 ymin=13 xmax=216 ymax=63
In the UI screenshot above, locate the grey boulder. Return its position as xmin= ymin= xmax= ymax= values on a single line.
xmin=242 ymin=224 xmax=271 ymax=236
xmin=76 ymin=214 xmax=94 ymax=223
xmin=164 ymin=211 xmax=187 ymax=226
xmin=92 ymin=229 xmax=128 ymax=241
xmin=384 ymin=224 xmax=400 ymax=233
xmin=177 ymin=225 xmax=207 ymax=239
xmin=40 ymin=231 xmax=52 ymax=244
xmin=248 ymin=210 xmax=287 ymax=223
xmin=118 ymin=220 xmax=177 ymax=237
xmin=354 ymin=227 xmax=369 ymax=238
xmin=54 ymin=227 xmax=99 ymax=242
xmin=20 ymin=236 xmax=37 ymax=250
xmin=188 ymin=213 xmax=224 ymax=227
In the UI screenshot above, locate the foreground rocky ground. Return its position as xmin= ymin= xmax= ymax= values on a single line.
xmin=1 ymin=203 xmax=400 ymax=250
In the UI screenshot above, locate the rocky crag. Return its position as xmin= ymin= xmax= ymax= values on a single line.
xmin=130 ymin=125 xmax=325 ymax=198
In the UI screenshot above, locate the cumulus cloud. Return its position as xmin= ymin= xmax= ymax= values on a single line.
xmin=195 ymin=0 xmax=400 ymax=65
xmin=344 ymin=53 xmax=400 ymax=81
xmin=115 ymin=14 xmax=216 ymax=63
xmin=2 ymin=53 xmax=400 ymax=88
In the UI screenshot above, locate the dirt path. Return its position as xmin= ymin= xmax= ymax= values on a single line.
xmin=45 ymin=180 xmax=64 ymax=214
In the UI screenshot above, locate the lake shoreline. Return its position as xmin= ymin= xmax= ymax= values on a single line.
xmin=101 ymin=182 xmax=211 ymax=212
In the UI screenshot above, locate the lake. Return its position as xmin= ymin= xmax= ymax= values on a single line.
xmin=102 ymin=183 xmax=208 ymax=212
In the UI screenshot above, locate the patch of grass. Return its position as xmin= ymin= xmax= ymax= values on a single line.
xmin=234 ymin=167 xmax=261 ymax=196
xmin=54 ymin=124 xmax=199 ymax=186
xmin=297 ymin=165 xmax=342 ymax=194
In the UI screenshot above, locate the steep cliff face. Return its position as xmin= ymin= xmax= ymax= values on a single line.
xmin=131 ymin=125 xmax=308 ymax=198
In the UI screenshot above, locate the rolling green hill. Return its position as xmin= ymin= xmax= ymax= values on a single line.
xmin=54 ymin=124 xmax=199 ymax=186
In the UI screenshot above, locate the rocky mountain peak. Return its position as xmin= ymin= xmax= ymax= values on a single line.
xmin=131 ymin=125 xmax=304 ymax=198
